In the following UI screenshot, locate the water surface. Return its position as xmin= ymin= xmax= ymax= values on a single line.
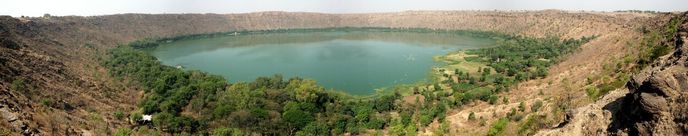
xmin=151 ymin=31 xmax=495 ymax=95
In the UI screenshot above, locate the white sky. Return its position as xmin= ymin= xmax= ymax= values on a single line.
xmin=2 ymin=0 xmax=688 ymax=17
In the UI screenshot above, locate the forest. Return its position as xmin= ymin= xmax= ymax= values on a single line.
xmin=104 ymin=28 xmax=593 ymax=135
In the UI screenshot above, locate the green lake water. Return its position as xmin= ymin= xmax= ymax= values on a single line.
xmin=150 ymin=30 xmax=496 ymax=95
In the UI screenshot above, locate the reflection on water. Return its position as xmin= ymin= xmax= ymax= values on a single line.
xmin=150 ymin=31 xmax=495 ymax=95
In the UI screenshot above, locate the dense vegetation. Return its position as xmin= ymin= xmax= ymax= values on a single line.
xmin=105 ymin=46 xmax=406 ymax=135
xmin=436 ymin=35 xmax=593 ymax=107
xmin=104 ymin=28 xmax=593 ymax=135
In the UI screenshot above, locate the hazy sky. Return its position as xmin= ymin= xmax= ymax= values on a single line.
xmin=3 ymin=0 xmax=688 ymax=17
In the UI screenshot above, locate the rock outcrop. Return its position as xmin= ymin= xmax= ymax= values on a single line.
xmin=610 ymin=12 xmax=688 ymax=135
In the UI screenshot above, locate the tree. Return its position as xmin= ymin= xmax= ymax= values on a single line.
xmin=153 ymin=112 xmax=199 ymax=133
xmin=374 ymin=94 xmax=396 ymax=111
xmin=518 ymin=102 xmax=526 ymax=112
xmin=286 ymin=79 xmax=323 ymax=102
xmin=388 ymin=119 xmax=405 ymax=136
xmin=419 ymin=114 xmax=433 ymax=127
xmin=214 ymin=127 xmax=244 ymax=136
xmin=536 ymin=67 xmax=548 ymax=78
xmin=214 ymin=128 xmax=231 ymax=136
xmin=405 ymin=124 xmax=417 ymax=136
xmin=366 ymin=118 xmax=386 ymax=129
xmin=282 ymin=107 xmax=315 ymax=129
xmin=298 ymin=122 xmax=330 ymax=136
xmin=225 ymin=82 xmax=256 ymax=110
xmin=213 ymin=105 xmax=234 ymax=119
xmin=468 ymin=112 xmax=476 ymax=120
xmin=400 ymin=112 xmax=412 ymax=125
xmin=353 ymin=104 xmax=373 ymax=123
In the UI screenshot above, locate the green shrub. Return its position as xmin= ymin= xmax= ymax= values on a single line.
xmin=10 ymin=78 xmax=26 ymax=93
xmin=298 ymin=122 xmax=330 ymax=136
xmin=468 ymin=112 xmax=476 ymax=120
xmin=40 ymin=98 xmax=51 ymax=107
xmin=153 ymin=112 xmax=199 ymax=133
xmin=506 ymin=108 xmax=523 ymax=121
xmin=433 ymin=83 xmax=442 ymax=91
xmin=405 ymin=124 xmax=417 ymax=136
xmin=419 ymin=115 xmax=433 ymax=127
xmin=114 ymin=128 xmax=132 ymax=136
xmin=487 ymin=95 xmax=499 ymax=105
xmin=649 ymin=45 xmax=671 ymax=61
xmin=130 ymin=112 xmax=142 ymax=122
xmin=282 ymin=108 xmax=315 ymax=129
xmin=388 ymin=120 xmax=405 ymax=136
xmin=367 ymin=118 xmax=387 ymax=129
xmin=213 ymin=127 xmax=244 ymax=136
xmin=518 ymin=115 xmax=545 ymax=135
xmin=114 ymin=110 xmax=125 ymax=120
xmin=509 ymin=113 xmax=524 ymax=122
xmin=586 ymin=86 xmax=600 ymax=100
xmin=214 ymin=128 xmax=231 ymax=136
xmin=531 ymin=100 xmax=543 ymax=112
xmin=487 ymin=118 xmax=509 ymax=136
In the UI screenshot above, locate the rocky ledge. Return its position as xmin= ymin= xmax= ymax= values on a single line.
xmin=610 ymin=12 xmax=688 ymax=135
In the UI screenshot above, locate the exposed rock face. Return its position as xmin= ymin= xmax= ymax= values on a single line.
xmin=610 ymin=12 xmax=688 ymax=135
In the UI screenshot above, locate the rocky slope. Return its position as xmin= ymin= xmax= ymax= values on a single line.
xmin=609 ymin=12 xmax=688 ymax=135
xmin=0 ymin=10 xmax=656 ymax=135
xmin=535 ymin=12 xmax=688 ymax=136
